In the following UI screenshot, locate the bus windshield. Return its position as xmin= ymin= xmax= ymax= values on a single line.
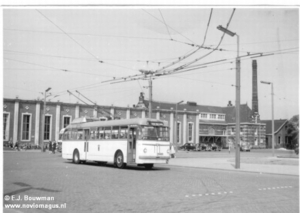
xmin=139 ymin=125 xmax=169 ymax=141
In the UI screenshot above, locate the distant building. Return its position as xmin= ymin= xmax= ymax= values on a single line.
xmin=138 ymin=99 xmax=266 ymax=148
xmin=260 ymin=119 xmax=289 ymax=148
xmin=3 ymin=96 xmax=266 ymax=148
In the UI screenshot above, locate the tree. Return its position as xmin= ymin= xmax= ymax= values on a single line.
xmin=286 ymin=115 xmax=299 ymax=149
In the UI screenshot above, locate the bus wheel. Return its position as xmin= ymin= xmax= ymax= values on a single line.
xmin=73 ymin=150 xmax=80 ymax=164
xmin=144 ymin=164 xmax=153 ymax=170
xmin=115 ymin=151 xmax=126 ymax=169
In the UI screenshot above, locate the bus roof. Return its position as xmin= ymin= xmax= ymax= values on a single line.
xmin=65 ymin=118 xmax=168 ymax=129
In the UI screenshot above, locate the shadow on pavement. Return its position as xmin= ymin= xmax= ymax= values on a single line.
xmin=63 ymin=160 xmax=170 ymax=171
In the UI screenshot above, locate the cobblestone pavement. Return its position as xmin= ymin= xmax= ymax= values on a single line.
xmin=3 ymin=152 xmax=299 ymax=213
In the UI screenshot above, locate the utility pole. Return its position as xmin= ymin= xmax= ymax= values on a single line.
xmin=261 ymin=81 xmax=275 ymax=157
xmin=148 ymin=76 xmax=152 ymax=118
xmin=139 ymin=69 xmax=154 ymax=118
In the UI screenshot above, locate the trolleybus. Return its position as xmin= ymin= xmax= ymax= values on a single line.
xmin=62 ymin=117 xmax=171 ymax=169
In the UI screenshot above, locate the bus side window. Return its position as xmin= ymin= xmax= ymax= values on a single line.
xmin=120 ymin=126 xmax=127 ymax=139
xmin=68 ymin=131 xmax=72 ymax=140
xmin=77 ymin=130 xmax=83 ymax=140
xmin=112 ymin=126 xmax=119 ymax=139
xmin=72 ymin=130 xmax=77 ymax=140
xmin=84 ymin=130 xmax=89 ymax=140
xmin=104 ymin=127 xmax=111 ymax=139
xmin=95 ymin=129 xmax=99 ymax=139
xmin=64 ymin=131 xmax=69 ymax=140
xmin=99 ymin=127 xmax=105 ymax=139
xmin=90 ymin=131 xmax=94 ymax=140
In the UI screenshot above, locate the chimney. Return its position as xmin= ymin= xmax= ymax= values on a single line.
xmin=227 ymin=101 xmax=233 ymax=107
xmin=252 ymin=60 xmax=259 ymax=115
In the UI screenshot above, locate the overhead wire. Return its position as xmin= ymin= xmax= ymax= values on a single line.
xmin=159 ymin=9 xmax=173 ymax=40
xmin=153 ymin=9 xmax=214 ymax=73
xmin=201 ymin=8 xmax=213 ymax=47
xmin=4 ymin=57 xmax=114 ymax=78
xmin=142 ymin=9 xmax=195 ymax=44
xmin=4 ymin=49 xmax=175 ymax=65
xmin=35 ymin=10 xmax=137 ymax=72
xmin=4 ymin=28 xmax=172 ymax=41
xmin=164 ymin=8 xmax=236 ymax=73
xmin=5 ymin=28 xmax=297 ymax=46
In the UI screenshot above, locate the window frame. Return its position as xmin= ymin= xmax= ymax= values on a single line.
xmin=43 ymin=114 xmax=53 ymax=141
xmin=188 ymin=122 xmax=194 ymax=142
xmin=62 ymin=115 xmax=72 ymax=128
xmin=176 ymin=121 xmax=182 ymax=143
xmin=3 ymin=112 xmax=10 ymax=141
xmin=21 ymin=113 xmax=32 ymax=141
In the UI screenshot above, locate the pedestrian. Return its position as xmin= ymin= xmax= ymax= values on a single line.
xmin=52 ymin=141 xmax=56 ymax=154
xmin=228 ymin=143 xmax=231 ymax=154
xmin=9 ymin=138 xmax=13 ymax=149
xmin=14 ymin=140 xmax=20 ymax=151
xmin=49 ymin=141 xmax=52 ymax=154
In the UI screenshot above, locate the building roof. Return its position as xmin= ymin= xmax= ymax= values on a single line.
xmin=260 ymin=119 xmax=288 ymax=134
xmin=143 ymin=100 xmax=254 ymax=123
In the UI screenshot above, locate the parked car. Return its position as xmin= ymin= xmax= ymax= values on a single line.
xmin=240 ymin=142 xmax=252 ymax=152
xmin=179 ymin=143 xmax=196 ymax=151
xmin=195 ymin=143 xmax=205 ymax=151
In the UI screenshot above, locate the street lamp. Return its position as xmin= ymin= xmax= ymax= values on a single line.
xmin=261 ymin=81 xmax=275 ymax=157
xmin=174 ymin=100 xmax=184 ymax=152
xmin=217 ymin=25 xmax=240 ymax=169
xmin=41 ymin=87 xmax=51 ymax=152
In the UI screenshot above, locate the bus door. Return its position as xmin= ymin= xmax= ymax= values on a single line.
xmin=83 ymin=129 xmax=90 ymax=161
xmin=127 ymin=127 xmax=137 ymax=163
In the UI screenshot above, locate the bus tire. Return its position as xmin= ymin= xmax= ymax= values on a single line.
xmin=115 ymin=151 xmax=126 ymax=169
xmin=73 ymin=150 xmax=80 ymax=164
xmin=144 ymin=164 xmax=153 ymax=170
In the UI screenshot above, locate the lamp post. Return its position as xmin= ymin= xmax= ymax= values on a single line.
xmin=217 ymin=25 xmax=240 ymax=169
xmin=41 ymin=87 xmax=51 ymax=152
xmin=261 ymin=81 xmax=274 ymax=157
xmin=174 ymin=101 xmax=184 ymax=152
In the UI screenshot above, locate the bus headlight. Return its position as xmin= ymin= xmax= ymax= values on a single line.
xmin=143 ymin=148 xmax=147 ymax=153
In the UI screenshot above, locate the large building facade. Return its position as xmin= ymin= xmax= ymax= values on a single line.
xmin=3 ymin=95 xmax=266 ymax=149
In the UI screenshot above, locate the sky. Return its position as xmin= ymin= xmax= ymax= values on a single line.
xmin=2 ymin=6 xmax=299 ymax=120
